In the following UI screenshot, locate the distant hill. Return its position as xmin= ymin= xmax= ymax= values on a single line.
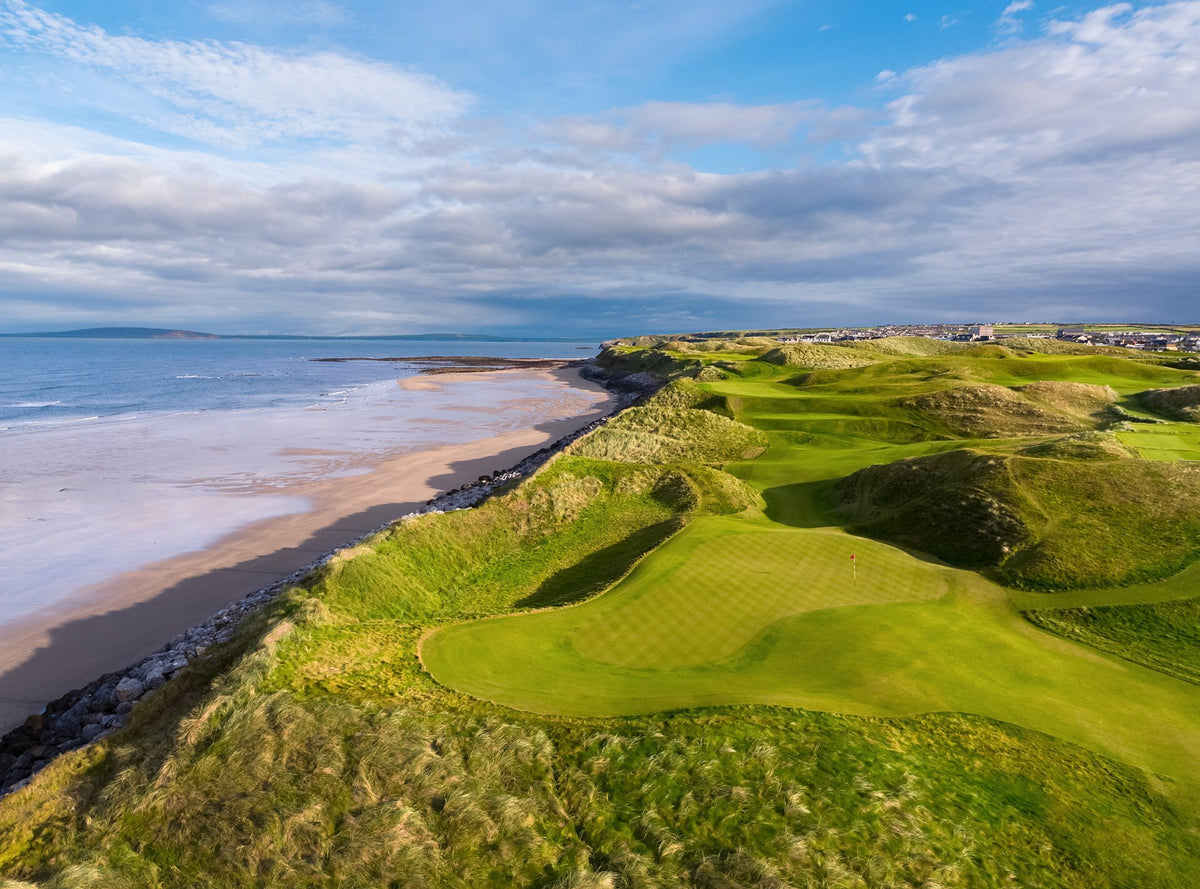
xmin=0 ymin=327 xmax=219 ymax=339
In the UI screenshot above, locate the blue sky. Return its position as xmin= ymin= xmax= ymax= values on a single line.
xmin=0 ymin=1 xmax=1197 ymax=335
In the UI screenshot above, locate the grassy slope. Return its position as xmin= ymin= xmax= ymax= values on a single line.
xmin=833 ymin=447 xmax=1200 ymax=589
xmin=6 ymin=343 xmax=1200 ymax=886
xmin=1025 ymin=598 xmax=1200 ymax=685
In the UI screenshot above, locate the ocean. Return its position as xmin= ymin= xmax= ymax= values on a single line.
xmin=0 ymin=337 xmax=602 ymax=627
xmin=0 ymin=337 xmax=598 ymax=429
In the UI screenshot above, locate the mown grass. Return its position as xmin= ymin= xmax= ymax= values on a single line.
xmin=423 ymin=522 xmax=1200 ymax=780
xmin=426 ymin=348 xmax=1200 ymax=779
xmin=1118 ymin=422 xmax=1200 ymax=461
xmin=6 ymin=341 xmax=1200 ymax=887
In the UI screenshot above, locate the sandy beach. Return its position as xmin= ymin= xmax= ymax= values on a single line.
xmin=0 ymin=366 xmax=612 ymax=733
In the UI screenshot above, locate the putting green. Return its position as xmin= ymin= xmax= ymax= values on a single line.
xmin=423 ymin=516 xmax=1200 ymax=779
xmin=422 ymin=352 xmax=1200 ymax=779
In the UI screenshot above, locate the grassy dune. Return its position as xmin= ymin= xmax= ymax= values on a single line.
xmin=6 ymin=339 xmax=1200 ymax=886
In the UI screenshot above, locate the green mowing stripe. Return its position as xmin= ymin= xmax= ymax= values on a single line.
xmin=569 ymin=519 xmax=950 ymax=668
xmin=744 ymin=411 xmax=862 ymax=420
xmin=1118 ymin=425 xmax=1200 ymax=461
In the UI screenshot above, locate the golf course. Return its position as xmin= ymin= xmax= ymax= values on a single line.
xmin=423 ymin=340 xmax=1200 ymax=780
xmin=5 ymin=334 xmax=1200 ymax=887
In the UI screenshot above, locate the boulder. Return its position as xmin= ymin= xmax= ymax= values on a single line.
xmin=57 ymin=700 xmax=90 ymax=734
xmin=143 ymin=668 xmax=166 ymax=691
xmin=81 ymin=724 xmax=105 ymax=744
xmin=90 ymin=681 xmax=118 ymax=711
xmin=115 ymin=677 xmax=144 ymax=702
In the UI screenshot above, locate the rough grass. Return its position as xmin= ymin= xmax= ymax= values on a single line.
xmin=833 ymin=447 xmax=1200 ymax=588
xmin=759 ymin=344 xmax=876 ymax=370
xmin=833 ymin=448 xmax=1034 ymax=568
xmin=899 ymin=384 xmax=1089 ymax=438
xmin=7 ymin=689 xmax=1198 ymax=887
xmin=1016 ymin=380 xmax=1119 ymax=423
xmin=1025 ymin=597 xmax=1200 ymax=686
xmin=998 ymin=457 xmax=1200 ymax=589
xmin=1016 ymin=431 xmax=1134 ymax=461
xmin=567 ymin=406 xmax=767 ymax=465
xmin=845 ymin=336 xmax=967 ymax=357
xmin=1139 ymin=384 xmax=1200 ymax=422
xmin=1000 ymin=337 xmax=1130 ymax=356
xmin=311 ymin=456 xmax=691 ymax=623
xmin=667 ymin=338 xmax=774 ymax=354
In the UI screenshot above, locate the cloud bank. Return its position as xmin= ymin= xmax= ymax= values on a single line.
xmin=1 ymin=1 xmax=1198 ymax=334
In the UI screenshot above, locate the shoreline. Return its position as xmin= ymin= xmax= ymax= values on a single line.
xmin=0 ymin=366 xmax=616 ymax=746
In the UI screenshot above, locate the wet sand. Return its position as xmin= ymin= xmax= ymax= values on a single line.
xmin=0 ymin=367 xmax=612 ymax=733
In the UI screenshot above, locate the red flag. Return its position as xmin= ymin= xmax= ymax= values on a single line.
xmin=850 ymin=554 xmax=856 ymax=560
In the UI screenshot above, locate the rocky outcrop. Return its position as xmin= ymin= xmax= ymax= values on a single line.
xmin=578 ymin=361 xmax=666 ymax=399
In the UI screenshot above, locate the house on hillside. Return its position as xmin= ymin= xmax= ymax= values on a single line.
xmin=1056 ymin=327 xmax=1091 ymax=342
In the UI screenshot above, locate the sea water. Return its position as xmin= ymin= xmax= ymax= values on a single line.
xmin=0 ymin=337 xmax=597 ymax=429
xmin=0 ymin=337 xmax=600 ymax=625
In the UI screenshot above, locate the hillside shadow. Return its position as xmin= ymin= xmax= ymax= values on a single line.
xmin=516 ymin=520 xmax=682 ymax=609
xmin=761 ymin=480 xmax=839 ymax=528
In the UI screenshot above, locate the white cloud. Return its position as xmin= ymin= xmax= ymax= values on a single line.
xmin=865 ymin=1 xmax=1200 ymax=172
xmin=539 ymin=101 xmax=822 ymax=155
xmin=996 ymin=0 xmax=1035 ymax=34
xmin=905 ymin=14 xmax=918 ymax=23
xmin=3 ymin=2 xmax=1200 ymax=333
xmin=0 ymin=0 xmax=469 ymax=148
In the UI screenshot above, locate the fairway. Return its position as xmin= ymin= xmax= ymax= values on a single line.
xmin=1119 ymin=421 xmax=1200 ymax=461
xmin=422 ymin=345 xmax=1200 ymax=780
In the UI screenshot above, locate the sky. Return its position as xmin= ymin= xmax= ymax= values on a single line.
xmin=0 ymin=1 xmax=1198 ymax=336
